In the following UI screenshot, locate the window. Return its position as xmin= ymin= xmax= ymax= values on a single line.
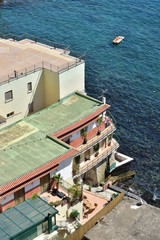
xmin=7 ymin=111 xmax=14 ymax=118
xmin=28 ymin=102 xmax=34 ymax=113
xmin=5 ymin=90 xmax=13 ymax=102
xmin=27 ymin=82 xmax=32 ymax=93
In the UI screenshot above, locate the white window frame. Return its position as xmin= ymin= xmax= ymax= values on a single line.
xmin=7 ymin=111 xmax=14 ymax=118
xmin=27 ymin=82 xmax=32 ymax=93
xmin=5 ymin=90 xmax=13 ymax=103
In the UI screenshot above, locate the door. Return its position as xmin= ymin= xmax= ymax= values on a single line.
xmin=40 ymin=174 xmax=50 ymax=193
xmin=102 ymin=139 xmax=106 ymax=150
xmin=14 ymin=188 xmax=25 ymax=205
xmin=85 ymin=149 xmax=90 ymax=161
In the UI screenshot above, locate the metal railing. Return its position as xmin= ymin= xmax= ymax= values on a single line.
xmin=0 ymin=33 xmax=69 ymax=50
xmin=76 ymin=139 xmax=119 ymax=177
xmin=0 ymin=33 xmax=86 ymax=60
xmin=77 ymin=122 xmax=116 ymax=153
xmin=60 ymin=179 xmax=73 ymax=192
xmin=0 ymin=33 xmax=86 ymax=85
xmin=56 ymin=220 xmax=67 ymax=229
xmin=106 ymin=110 xmax=117 ymax=125
xmin=0 ymin=59 xmax=83 ymax=86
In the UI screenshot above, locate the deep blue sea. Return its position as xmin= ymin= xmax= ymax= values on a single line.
xmin=0 ymin=0 xmax=160 ymax=206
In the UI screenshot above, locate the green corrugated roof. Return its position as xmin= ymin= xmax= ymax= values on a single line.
xmin=0 ymin=197 xmax=58 ymax=240
xmin=0 ymin=132 xmax=69 ymax=186
xmin=0 ymin=92 xmax=103 ymax=186
xmin=24 ymin=92 xmax=102 ymax=134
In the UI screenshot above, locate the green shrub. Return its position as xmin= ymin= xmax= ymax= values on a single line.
xmin=7 ymin=206 xmax=12 ymax=210
xmin=80 ymin=128 xmax=87 ymax=136
xmin=68 ymin=184 xmax=82 ymax=200
xmin=75 ymin=155 xmax=80 ymax=164
xmin=97 ymin=116 xmax=103 ymax=125
xmin=94 ymin=143 xmax=99 ymax=152
xmin=111 ymin=193 xmax=118 ymax=199
xmin=70 ymin=210 xmax=79 ymax=219
xmin=32 ymin=193 xmax=38 ymax=200
xmin=53 ymin=200 xmax=61 ymax=207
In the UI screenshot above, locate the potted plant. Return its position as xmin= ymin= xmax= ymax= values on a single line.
xmin=94 ymin=143 xmax=99 ymax=157
xmin=51 ymin=173 xmax=62 ymax=191
xmin=70 ymin=210 xmax=79 ymax=219
xmin=97 ymin=116 xmax=103 ymax=135
xmin=108 ymin=134 xmax=113 ymax=146
xmin=81 ymin=128 xmax=87 ymax=144
xmin=68 ymin=184 xmax=82 ymax=202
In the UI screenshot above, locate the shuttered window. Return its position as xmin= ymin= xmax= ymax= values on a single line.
xmin=14 ymin=188 xmax=25 ymax=205
xmin=40 ymin=174 xmax=50 ymax=193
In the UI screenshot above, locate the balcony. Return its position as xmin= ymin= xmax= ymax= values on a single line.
xmin=75 ymin=138 xmax=119 ymax=178
xmin=77 ymin=122 xmax=116 ymax=153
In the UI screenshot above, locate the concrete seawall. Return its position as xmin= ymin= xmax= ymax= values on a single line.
xmin=85 ymin=198 xmax=160 ymax=240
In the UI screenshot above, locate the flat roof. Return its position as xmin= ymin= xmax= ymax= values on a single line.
xmin=0 ymin=38 xmax=79 ymax=83
xmin=24 ymin=92 xmax=104 ymax=134
xmin=0 ymin=131 xmax=69 ymax=186
xmin=0 ymin=92 xmax=105 ymax=188
xmin=0 ymin=196 xmax=58 ymax=240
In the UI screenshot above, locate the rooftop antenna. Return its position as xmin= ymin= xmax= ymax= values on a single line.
xmin=98 ymin=89 xmax=108 ymax=104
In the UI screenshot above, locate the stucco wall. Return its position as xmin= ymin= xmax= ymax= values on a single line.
xmin=59 ymin=63 xmax=85 ymax=99
xmin=1 ymin=193 xmax=14 ymax=205
xmin=56 ymin=157 xmax=73 ymax=180
xmin=43 ymin=69 xmax=60 ymax=107
xmin=50 ymin=157 xmax=73 ymax=181
xmin=25 ymin=179 xmax=40 ymax=193
xmin=0 ymin=70 xmax=44 ymax=129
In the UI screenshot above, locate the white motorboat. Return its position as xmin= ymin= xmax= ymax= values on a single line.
xmin=113 ymin=36 xmax=124 ymax=44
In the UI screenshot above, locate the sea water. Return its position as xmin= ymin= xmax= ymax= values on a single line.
xmin=0 ymin=0 xmax=160 ymax=206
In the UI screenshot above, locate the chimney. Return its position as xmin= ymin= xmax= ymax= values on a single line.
xmin=102 ymin=96 xmax=106 ymax=104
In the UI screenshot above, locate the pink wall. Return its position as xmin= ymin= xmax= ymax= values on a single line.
xmin=70 ymin=122 xmax=105 ymax=148
xmin=25 ymin=185 xmax=41 ymax=200
xmin=0 ymin=199 xmax=15 ymax=213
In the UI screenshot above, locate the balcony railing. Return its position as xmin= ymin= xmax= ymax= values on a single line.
xmin=75 ymin=139 xmax=119 ymax=178
xmin=77 ymin=123 xmax=116 ymax=154
xmin=0 ymin=60 xmax=83 ymax=86
xmin=60 ymin=179 xmax=73 ymax=192
xmin=0 ymin=34 xmax=86 ymax=85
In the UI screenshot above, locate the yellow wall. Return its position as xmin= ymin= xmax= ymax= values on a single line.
xmin=43 ymin=69 xmax=60 ymax=107
xmin=32 ymin=71 xmax=45 ymax=113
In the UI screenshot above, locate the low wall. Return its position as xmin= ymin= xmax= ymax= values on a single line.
xmin=65 ymin=192 xmax=124 ymax=240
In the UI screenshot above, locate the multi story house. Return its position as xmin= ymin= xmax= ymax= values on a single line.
xmin=0 ymin=36 xmax=85 ymax=129
xmin=0 ymin=36 xmax=133 ymax=215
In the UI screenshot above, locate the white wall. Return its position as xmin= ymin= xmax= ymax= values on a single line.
xmin=56 ymin=157 xmax=73 ymax=180
xmin=70 ymin=130 xmax=81 ymax=142
xmin=0 ymin=62 xmax=85 ymax=130
xmin=0 ymin=70 xmax=43 ymax=129
xmin=25 ymin=179 xmax=40 ymax=193
xmin=70 ymin=121 xmax=97 ymax=142
xmin=59 ymin=62 xmax=85 ymax=99
xmin=68 ymin=201 xmax=83 ymax=222
xmin=87 ymin=121 xmax=97 ymax=131
xmin=1 ymin=193 xmax=14 ymax=205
